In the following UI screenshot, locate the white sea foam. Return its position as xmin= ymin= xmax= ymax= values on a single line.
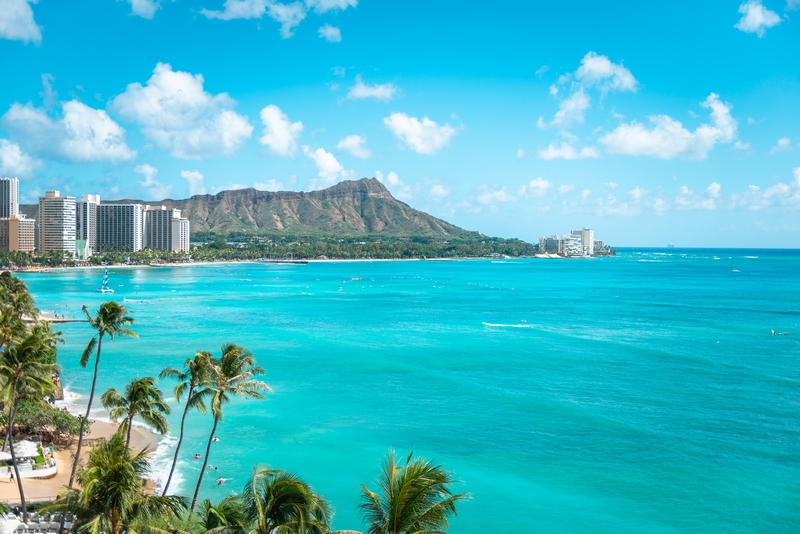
xmin=482 ymin=322 xmax=536 ymax=328
xmin=744 ymin=256 xmax=758 ymax=259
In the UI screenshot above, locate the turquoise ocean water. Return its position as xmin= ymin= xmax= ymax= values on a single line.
xmin=18 ymin=250 xmax=800 ymax=533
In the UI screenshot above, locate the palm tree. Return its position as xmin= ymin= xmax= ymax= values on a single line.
xmin=241 ymin=467 xmax=332 ymax=534
xmin=45 ymin=433 xmax=185 ymax=534
xmin=359 ymin=451 xmax=470 ymax=534
xmin=101 ymin=376 xmax=171 ymax=447
xmin=194 ymin=496 xmax=248 ymax=534
xmin=159 ymin=351 xmax=214 ymax=496
xmin=0 ymin=328 xmax=61 ymax=522
xmin=69 ymin=301 xmax=138 ymax=487
xmin=190 ymin=344 xmax=272 ymax=510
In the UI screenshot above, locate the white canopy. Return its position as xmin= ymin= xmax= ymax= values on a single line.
xmin=0 ymin=450 xmax=11 ymax=461
xmin=12 ymin=440 xmax=38 ymax=457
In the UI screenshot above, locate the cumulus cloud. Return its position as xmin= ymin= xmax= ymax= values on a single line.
xmin=318 ymin=23 xmax=341 ymax=42
xmin=201 ymin=0 xmax=356 ymax=37
xmin=599 ymin=93 xmax=737 ymax=159
xmin=770 ymin=137 xmax=792 ymax=154
xmin=302 ymin=145 xmax=352 ymax=190
xmin=259 ymin=105 xmax=303 ymax=156
xmin=559 ymin=184 xmax=575 ymax=195
xmin=129 ymin=0 xmax=160 ymax=18
xmin=537 ymin=89 xmax=590 ymax=128
xmin=476 ymin=185 xmax=516 ymax=204
xmin=517 ymin=177 xmax=553 ymax=197
xmin=674 ymin=183 xmax=721 ymax=210
xmin=538 ymin=142 xmax=600 ymax=160
xmin=0 ymin=0 xmax=42 ymax=44
xmin=733 ymin=140 xmax=751 ymax=150
xmin=134 ymin=163 xmax=173 ymax=199
xmin=112 ymin=63 xmax=253 ymax=159
xmin=347 ymin=76 xmax=398 ymax=102
xmin=605 ymin=181 xmax=618 ymax=189
xmin=734 ymin=0 xmax=781 ymax=37
xmin=336 ymin=135 xmax=370 ymax=159
xmin=428 ymin=184 xmax=449 ymax=200
xmin=181 ymin=170 xmax=206 ymax=196
xmin=253 ymin=178 xmax=295 ymax=191
xmin=384 ymin=113 xmax=458 ymax=155
xmin=375 ymin=170 xmax=412 ymax=200
xmin=2 ymin=101 xmax=136 ymax=163
xmin=0 ymin=139 xmax=42 ymax=178
xmin=730 ymin=168 xmax=800 ymax=210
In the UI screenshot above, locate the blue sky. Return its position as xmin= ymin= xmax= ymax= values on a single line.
xmin=0 ymin=0 xmax=798 ymax=246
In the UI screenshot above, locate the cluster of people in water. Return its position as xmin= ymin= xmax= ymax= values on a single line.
xmin=191 ymin=437 xmax=230 ymax=485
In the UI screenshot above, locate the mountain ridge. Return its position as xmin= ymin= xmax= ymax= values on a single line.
xmin=21 ymin=178 xmax=481 ymax=238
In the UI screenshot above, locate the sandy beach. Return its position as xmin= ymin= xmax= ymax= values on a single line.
xmin=0 ymin=420 xmax=161 ymax=506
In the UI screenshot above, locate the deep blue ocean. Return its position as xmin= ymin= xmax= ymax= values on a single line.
xmin=18 ymin=250 xmax=800 ymax=533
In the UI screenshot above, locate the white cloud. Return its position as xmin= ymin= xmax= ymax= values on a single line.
xmin=558 ymin=184 xmax=575 ymax=194
xmin=599 ymin=93 xmax=737 ymax=159
xmin=429 ymin=184 xmax=450 ymax=200
xmin=0 ymin=139 xmax=41 ymax=178
xmin=517 ymin=177 xmax=553 ymax=197
xmin=336 ymin=135 xmax=370 ymax=159
xmin=259 ymin=104 xmax=303 ymax=156
xmin=0 ymin=0 xmax=42 ymax=44
xmin=254 ymin=179 xmax=288 ymax=191
xmin=733 ymin=140 xmax=751 ymax=150
xmin=730 ymin=168 xmax=800 ymax=210
xmin=134 ymin=163 xmax=173 ymax=199
xmin=582 ymin=189 xmax=591 ymax=199
xmin=129 ymin=0 xmax=161 ymax=18
xmin=384 ymin=113 xmax=458 ymax=155
xmin=302 ymin=145 xmax=352 ymax=190
xmin=476 ymin=185 xmax=516 ymax=205
xmin=674 ymin=183 xmax=719 ymax=210
xmin=628 ymin=186 xmax=645 ymax=200
xmin=769 ymin=137 xmax=792 ymax=154
xmin=180 ymin=170 xmax=207 ymax=196
xmin=331 ymin=66 xmax=346 ymax=77
xmin=788 ymin=0 xmax=800 ymax=10
xmin=538 ymin=142 xmax=600 ymax=160
xmin=734 ymin=0 xmax=781 ymax=37
xmin=516 ymin=148 xmax=526 ymax=159
xmin=318 ymin=23 xmax=341 ymax=42
xmin=200 ymin=0 xmax=355 ymax=37
xmin=305 ymin=0 xmax=357 ymax=13
xmin=112 ymin=63 xmax=253 ymax=159
xmin=347 ymin=76 xmax=398 ymax=102
xmin=573 ymin=51 xmax=638 ymax=93
xmin=375 ymin=170 xmax=412 ymax=200
xmin=537 ymin=89 xmax=590 ymax=128
xmin=594 ymin=194 xmax=641 ymax=217
xmin=2 ymin=101 xmax=136 ymax=163
xmin=535 ymin=65 xmax=549 ymax=77
xmin=605 ymin=181 xmax=618 ymax=189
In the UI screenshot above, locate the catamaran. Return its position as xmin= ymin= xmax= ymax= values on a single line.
xmin=97 ymin=266 xmax=115 ymax=293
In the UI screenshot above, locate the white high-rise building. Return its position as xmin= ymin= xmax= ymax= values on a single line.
xmin=144 ymin=206 xmax=190 ymax=252
xmin=0 ymin=178 xmax=19 ymax=218
xmin=96 ymin=204 xmax=144 ymax=252
xmin=571 ymin=228 xmax=595 ymax=256
xmin=38 ymin=191 xmax=76 ymax=254
xmin=562 ymin=233 xmax=583 ymax=256
xmin=76 ymin=194 xmax=100 ymax=259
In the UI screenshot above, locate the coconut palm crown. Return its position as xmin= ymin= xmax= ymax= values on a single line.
xmin=101 ymin=376 xmax=171 ymax=447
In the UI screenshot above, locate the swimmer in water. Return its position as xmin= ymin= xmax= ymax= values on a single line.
xmin=193 ymin=454 xmax=201 ymax=460
xmin=212 ymin=437 xmax=220 ymax=442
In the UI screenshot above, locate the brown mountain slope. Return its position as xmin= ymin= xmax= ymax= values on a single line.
xmin=21 ymin=178 xmax=479 ymax=238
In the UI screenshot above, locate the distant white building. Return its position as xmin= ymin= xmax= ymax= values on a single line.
xmin=144 ymin=206 xmax=190 ymax=252
xmin=0 ymin=177 xmax=20 ymax=218
xmin=38 ymin=191 xmax=76 ymax=254
xmin=76 ymin=194 xmax=100 ymax=259
xmin=96 ymin=203 xmax=144 ymax=252
xmin=571 ymin=228 xmax=595 ymax=256
xmin=562 ymin=233 xmax=583 ymax=256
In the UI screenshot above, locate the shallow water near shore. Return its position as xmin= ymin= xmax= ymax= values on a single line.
xmin=19 ymin=250 xmax=800 ymax=533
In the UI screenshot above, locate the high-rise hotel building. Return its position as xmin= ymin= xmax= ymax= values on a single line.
xmin=76 ymin=194 xmax=100 ymax=259
xmin=0 ymin=177 xmax=34 ymax=253
xmin=144 ymin=206 xmax=190 ymax=253
xmin=0 ymin=178 xmax=19 ymax=218
xmin=96 ymin=203 xmax=145 ymax=252
xmin=38 ymin=191 xmax=76 ymax=253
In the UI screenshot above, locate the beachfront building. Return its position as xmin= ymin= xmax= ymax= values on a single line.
xmin=76 ymin=194 xmax=100 ymax=259
xmin=0 ymin=177 xmax=20 ymax=218
xmin=571 ymin=228 xmax=595 ymax=256
xmin=96 ymin=203 xmax=144 ymax=252
xmin=539 ymin=235 xmax=563 ymax=254
xmin=562 ymin=233 xmax=583 ymax=256
xmin=0 ymin=215 xmax=35 ymax=252
xmin=144 ymin=205 xmax=191 ymax=252
xmin=38 ymin=191 xmax=76 ymax=254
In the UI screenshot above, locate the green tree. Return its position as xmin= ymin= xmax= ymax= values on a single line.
xmin=101 ymin=376 xmax=171 ymax=447
xmin=0 ymin=327 xmax=61 ymax=522
xmin=194 ymin=496 xmax=248 ymax=534
xmin=359 ymin=451 xmax=470 ymax=534
xmin=159 ymin=351 xmax=215 ymax=497
xmin=46 ymin=433 xmax=185 ymax=534
xmin=241 ymin=468 xmax=332 ymax=534
xmin=190 ymin=344 xmax=271 ymax=510
xmin=69 ymin=302 xmax=138 ymax=487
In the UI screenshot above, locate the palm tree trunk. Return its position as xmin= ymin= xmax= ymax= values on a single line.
xmin=162 ymin=385 xmax=193 ymax=496
xmin=191 ymin=414 xmax=218 ymax=511
xmin=7 ymin=398 xmax=29 ymax=523
xmin=126 ymin=416 xmax=133 ymax=448
xmin=69 ymin=332 xmax=103 ymax=487
xmin=2 ymin=401 xmax=18 ymax=452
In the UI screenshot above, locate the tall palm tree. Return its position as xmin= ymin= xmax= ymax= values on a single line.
xmin=0 ymin=271 xmax=37 ymax=320
xmin=359 ymin=450 xmax=470 ymax=534
xmin=45 ymin=433 xmax=186 ymax=534
xmin=0 ymin=328 xmax=61 ymax=522
xmin=159 ymin=351 xmax=214 ymax=496
xmin=241 ymin=467 xmax=332 ymax=534
xmin=69 ymin=301 xmax=138 ymax=487
xmin=194 ymin=496 xmax=249 ymax=534
xmin=190 ymin=344 xmax=271 ymax=510
xmin=101 ymin=376 xmax=171 ymax=447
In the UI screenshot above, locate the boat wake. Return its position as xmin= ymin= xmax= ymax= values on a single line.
xmin=482 ymin=322 xmax=536 ymax=328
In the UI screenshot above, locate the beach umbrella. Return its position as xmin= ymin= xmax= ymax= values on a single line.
xmin=12 ymin=440 xmax=39 ymax=457
xmin=0 ymin=450 xmax=11 ymax=461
